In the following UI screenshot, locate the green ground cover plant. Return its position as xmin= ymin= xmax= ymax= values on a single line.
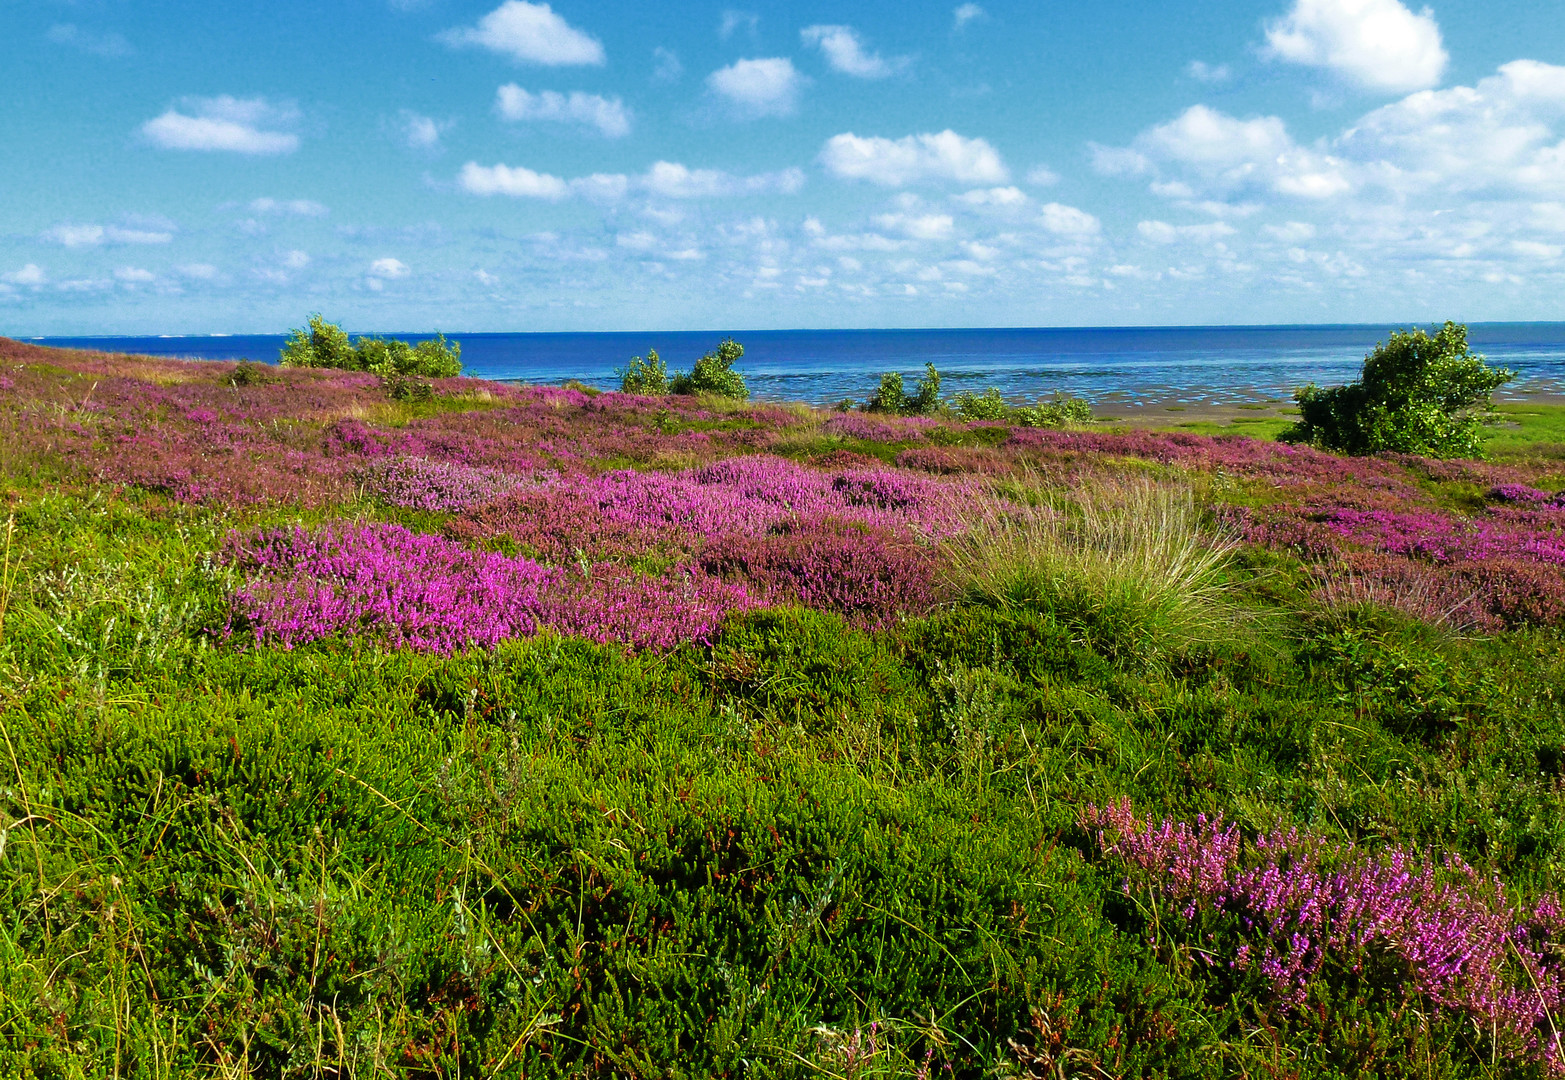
xmin=2 ymin=336 xmax=1565 ymax=1077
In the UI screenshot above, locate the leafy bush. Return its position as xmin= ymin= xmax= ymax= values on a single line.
xmin=1281 ymin=321 xmax=1513 ymax=458
xmin=866 ymin=363 xmax=942 ymax=416
xmin=953 ymin=387 xmax=1093 ymax=426
xmin=617 ymin=348 xmax=669 ymax=395
xmin=227 ymin=359 xmax=276 ymax=386
xmin=279 ymin=313 xmax=357 ymax=370
xmin=279 ymin=314 xmax=462 ymax=378
xmin=671 ymin=338 xmax=748 ymax=399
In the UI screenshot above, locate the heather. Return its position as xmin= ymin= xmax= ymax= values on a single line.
xmin=6 ymin=338 xmax=1565 ymax=1078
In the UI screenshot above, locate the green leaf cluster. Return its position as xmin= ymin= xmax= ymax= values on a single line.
xmin=616 ymin=341 xmax=749 ymax=400
xmin=670 ymin=338 xmax=748 ymax=399
xmin=866 ymin=363 xmax=942 ymax=415
xmin=617 ymin=348 xmax=670 ymax=395
xmin=1281 ymin=321 xmax=1513 ymax=458
xmin=952 ymin=387 xmax=1093 ymax=427
xmin=279 ymin=314 xmax=462 ymax=379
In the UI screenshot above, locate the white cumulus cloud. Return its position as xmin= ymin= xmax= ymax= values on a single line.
xmin=1264 ymin=0 xmax=1447 ymax=94
xmin=114 ymin=267 xmax=155 ymax=283
xmin=45 ymin=222 xmax=174 ymax=246
xmin=1339 ymin=60 xmax=1565 ymax=196
xmin=1138 ymin=220 xmax=1238 ymax=243
xmin=953 ymin=4 xmax=986 ymax=29
xmin=640 ymin=161 xmax=804 ymax=198
xmin=495 ymin=85 xmax=630 ymax=136
xmin=439 ymin=1 xmax=604 ymax=65
xmin=820 ymin=130 xmax=1009 ymax=187
xmin=1099 ymin=105 xmax=1353 ymax=200
xmin=400 ymin=111 xmax=450 ymax=151
xmin=1040 ymin=203 xmax=1102 ymax=237
xmin=460 ymin=162 xmax=573 ymax=199
xmin=2 ymin=265 xmax=46 ymax=286
xmin=141 ymin=96 xmax=300 ymax=155
xmin=369 ymin=258 xmax=409 ymax=278
xmin=874 ymin=212 xmax=955 ymax=240
xmin=459 ymin=160 xmax=803 ymax=200
xmin=955 ymin=186 xmax=1028 ymax=206
xmin=800 ymin=25 xmax=907 ymax=79
xmin=707 ymin=57 xmax=804 ymax=117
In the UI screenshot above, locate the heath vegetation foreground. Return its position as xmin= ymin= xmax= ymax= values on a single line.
xmin=3 ymin=323 xmax=1565 ymax=1078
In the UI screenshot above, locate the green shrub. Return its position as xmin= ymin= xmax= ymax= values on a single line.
xmin=618 ymin=349 xmax=669 ymax=395
xmin=953 ymin=388 xmax=1093 ymax=427
xmin=1281 ymin=321 xmax=1513 ymax=458
xmin=866 ymin=363 xmax=942 ymax=415
xmin=952 ymin=387 xmax=1009 ymax=421
xmin=279 ymin=313 xmax=357 ymax=369
xmin=227 ymin=360 xmax=276 ymax=387
xmin=278 ymin=316 xmax=462 ymax=378
xmin=671 ymin=339 xmax=748 ymax=399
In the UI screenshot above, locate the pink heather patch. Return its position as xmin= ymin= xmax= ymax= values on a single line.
xmin=357 ymin=456 xmax=531 ymax=513
xmin=1489 ymin=483 xmax=1555 ymax=505
xmin=1082 ymin=800 xmax=1565 ymax=1072
xmin=225 ymin=523 xmax=755 ymax=653
xmin=585 ymin=456 xmax=978 ymax=541
xmin=1319 ymin=508 xmax=1565 ymax=567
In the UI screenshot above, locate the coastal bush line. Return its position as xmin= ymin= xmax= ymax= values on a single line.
xmin=2 ymin=336 xmax=1565 ymax=1077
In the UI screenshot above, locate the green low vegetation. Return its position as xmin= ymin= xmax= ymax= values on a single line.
xmin=856 ymin=363 xmax=1095 ymax=427
xmin=618 ymin=340 xmax=749 ymax=400
xmin=5 ymin=483 xmax=1565 ymax=1078
xmin=4 ymin=333 xmax=1565 ymax=1078
xmin=866 ymin=363 xmax=943 ymax=416
xmin=280 ymin=314 xmax=463 ymax=380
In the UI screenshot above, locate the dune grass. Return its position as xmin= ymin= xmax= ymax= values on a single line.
xmin=950 ymin=480 xmax=1246 ymax=664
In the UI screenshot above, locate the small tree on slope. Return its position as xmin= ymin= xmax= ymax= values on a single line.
xmin=1281 ymin=321 xmax=1513 ymax=459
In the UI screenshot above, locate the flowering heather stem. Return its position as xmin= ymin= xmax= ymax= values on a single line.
xmin=1081 ymin=800 xmax=1565 ymax=1072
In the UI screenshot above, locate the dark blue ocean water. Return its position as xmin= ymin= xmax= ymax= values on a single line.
xmin=27 ymin=324 xmax=1565 ymax=407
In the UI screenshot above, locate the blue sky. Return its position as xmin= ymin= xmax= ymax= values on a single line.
xmin=2 ymin=0 xmax=1564 ymax=333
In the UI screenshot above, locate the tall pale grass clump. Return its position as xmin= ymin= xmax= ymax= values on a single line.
xmin=950 ymin=480 xmax=1242 ymax=663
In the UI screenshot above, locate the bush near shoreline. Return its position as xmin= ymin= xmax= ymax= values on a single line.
xmin=3 ymin=336 xmax=1565 ymax=1077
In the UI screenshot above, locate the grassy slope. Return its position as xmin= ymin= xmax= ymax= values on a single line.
xmin=2 ymin=350 xmax=1564 ymax=1078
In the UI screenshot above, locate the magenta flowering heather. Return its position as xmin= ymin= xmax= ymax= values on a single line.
xmin=586 ymin=456 xmax=977 ymax=541
xmin=227 ymin=524 xmax=560 ymax=652
xmin=1082 ymin=800 xmax=1565 ymax=1071
xmin=1490 ymin=483 xmax=1556 ymax=505
xmin=225 ymin=522 xmax=755 ymax=653
xmin=1319 ymin=507 xmax=1565 ymax=567
xmin=357 ymin=456 xmax=529 ymax=513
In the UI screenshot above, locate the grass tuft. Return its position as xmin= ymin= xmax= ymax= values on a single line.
xmin=950 ymin=479 xmax=1244 ymax=663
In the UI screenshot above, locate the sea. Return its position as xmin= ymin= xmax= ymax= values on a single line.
xmin=25 ymin=324 xmax=1565 ymax=408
